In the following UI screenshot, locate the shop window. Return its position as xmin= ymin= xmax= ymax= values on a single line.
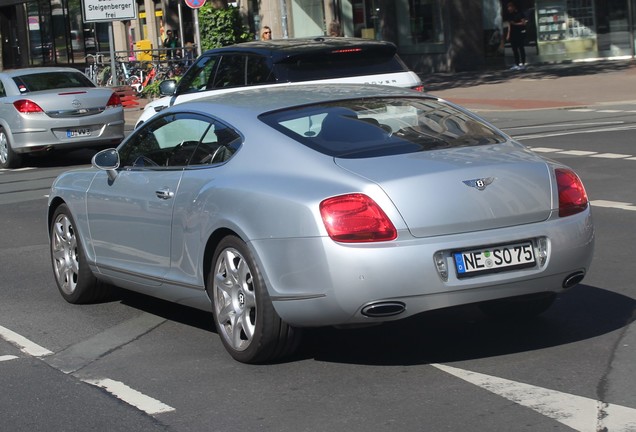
xmin=290 ymin=0 xmax=324 ymax=37
xmin=397 ymin=0 xmax=445 ymax=51
xmin=27 ymin=2 xmax=54 ymax=66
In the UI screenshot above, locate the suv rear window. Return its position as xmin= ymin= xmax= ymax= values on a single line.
xmin=260 ymin=97 xmax=506 ymax=159
xmin=274 ymin=46 xmax=408 ymax=81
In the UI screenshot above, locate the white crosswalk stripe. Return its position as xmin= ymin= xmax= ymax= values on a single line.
xmin=529 ymin=147 xmax=636 ymax=160
xmin=0 ymin=355 xmax=19 ymax=362
xmin=433 ymin=364 xmax=636 ymax=432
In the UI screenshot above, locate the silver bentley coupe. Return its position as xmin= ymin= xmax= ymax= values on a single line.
xmin=48 ymin=84 xmax=594 ymax=363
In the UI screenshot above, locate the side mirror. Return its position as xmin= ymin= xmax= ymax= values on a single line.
xmin=159 ymin=79 xmax=177 ymax=96
xmin=92 ymin=148 xmax=120 ymax=181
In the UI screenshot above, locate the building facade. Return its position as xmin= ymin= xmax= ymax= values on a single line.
xmin=1 ymin=0 xmax=635 ymax=73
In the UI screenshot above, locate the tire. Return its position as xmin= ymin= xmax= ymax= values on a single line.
xmin=479 ymin=292 xmax=556 ymax=320
xmin=209 ymin=236 xmax=301 ymax=363
xmin=0 ymin=128 xmax=22 ymax=169
xmin=50 ymin=204 xmax=112 ymax=304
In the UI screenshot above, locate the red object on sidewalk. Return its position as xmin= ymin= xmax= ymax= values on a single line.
xmin=112 ymin=85 xmax=140 ymax=109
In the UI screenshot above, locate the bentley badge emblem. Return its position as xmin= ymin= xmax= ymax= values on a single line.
xmin=463 ymin=177 xmax=495 ymax=191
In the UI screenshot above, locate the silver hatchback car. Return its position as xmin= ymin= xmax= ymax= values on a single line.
xmin=0 ymin=67 xmax=125 ymax=168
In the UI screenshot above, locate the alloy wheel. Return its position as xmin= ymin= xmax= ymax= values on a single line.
xmin=51 ymin=213 xmax=79 ymax=296
xmin=213 ymin=247 xmax=257 ymax=352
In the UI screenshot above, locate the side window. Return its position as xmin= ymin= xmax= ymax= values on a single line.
xmin=176 ymin=54 xmax=220 ymax=94
xmin=246 ymin=55 xmax=275 ymax=85
xmin=189 ymin=120 xmax=241 ymax=165
xmin=118 ymin=114 xmax=213 ymax=168
xmin=0 ymin=81 xmax=5 ymax=97
xmin=212 ymin=55 xmax=246 ymax=88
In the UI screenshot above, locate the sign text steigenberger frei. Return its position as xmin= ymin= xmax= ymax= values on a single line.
xmin=82 ymin=0 xmax=136 ymax=22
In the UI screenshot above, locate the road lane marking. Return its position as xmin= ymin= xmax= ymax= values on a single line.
xmin=514 ymin=124 xmax=636 ymax=140
xmin=590 ymin=153 xmax=632 ymax=159
xmin=0 ymin=325 xmax=53 ymax=357
xmin=528 ymin=147 xmax=563 ymax=153
xmin=0 ymin=322 xmax=176 ymax=415
xmin=0 ymin=355 xmax=19 ymax=362
xmin=433 ymin=364 xmax=636 ymax=432
xmin=505 ymin=121 xmax=624 ymax=131
xmin=558 ymin=150 xmax=598 ymax=156
xmin=84 ymin=378 xmax=175 ymax=414
xmin=590 ymin=200 xmax=636 ymax=211
xmin=528 ymin=147 xmax=635 ymax=160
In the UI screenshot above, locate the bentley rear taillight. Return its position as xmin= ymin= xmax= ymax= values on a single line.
xmin=320 ymin=193 xmax=397 ymax=243
xmin=556 ymin=168 xmax=588 ymax=217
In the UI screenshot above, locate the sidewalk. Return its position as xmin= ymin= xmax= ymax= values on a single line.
xmin=422 ymin=59 xmax=636 ymax=111
xmin=123 ymin=99 xmax=147 ymax=131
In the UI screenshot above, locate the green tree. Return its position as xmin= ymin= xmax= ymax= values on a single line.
xmin=198 ymin=5 xmax=253 ymax=50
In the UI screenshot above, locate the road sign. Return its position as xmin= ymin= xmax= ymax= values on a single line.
xmin=184 ymin=0 xmax=206 ymax=9
xmin=82 ymin=0 xmax=137 ymax=22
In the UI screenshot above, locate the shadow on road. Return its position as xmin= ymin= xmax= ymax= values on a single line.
xmin=19 ymin=148 xmax=101 ymax=169
xmin=424 ymin=60 xmax=635 ymax=92
xmin=298 ymin=285 xmax=636 ymax=365
xmin=115 ymin=283 xmax=635 ymax=366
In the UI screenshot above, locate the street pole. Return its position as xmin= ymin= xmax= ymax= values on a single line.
xmin=279 ymin=0 xmax=289 ymax=38
xmin=194 ymin=9 xmax=201 ymax=56
xmin=108 ymin=22 xmax=118 ymax=86
xmin=178 ymin=0 xmax=184 ymax=51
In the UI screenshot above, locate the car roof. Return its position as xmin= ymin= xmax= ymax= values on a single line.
xmin=171 ymin=83 xmax=434 ymax=118
xmin=0 ymin=67 xmax=85 ymax=78
xmin=200 ymin=37 xmax=397 ymax=61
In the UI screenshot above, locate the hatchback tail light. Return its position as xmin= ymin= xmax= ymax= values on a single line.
xmin=556 ymin=168 xmax=588 ymax=217
xmin=13 ymin=99 xmax=44 ymax=113
xmin=320 ymin=193 xmax=397 ymax=242
xmin=411 ymin=85 xmax=425 ymax=92
xmin=106 ymin=92 xmax=122 ymax=108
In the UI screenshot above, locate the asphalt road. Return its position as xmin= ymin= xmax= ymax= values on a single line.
xmin=1 ymin=103 xmax=635 ymax=431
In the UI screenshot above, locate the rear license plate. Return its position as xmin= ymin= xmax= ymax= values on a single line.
xmin=454 ymin=241 xmax=535 ymax=278
xmin=66 ymin=128 xmax=91 ymax=138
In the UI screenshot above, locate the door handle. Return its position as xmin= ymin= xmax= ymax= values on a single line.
xmin=155 ymin=188 xmax=174 ymax=199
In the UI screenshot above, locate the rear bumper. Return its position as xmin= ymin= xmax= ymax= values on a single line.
xmin=11 ymin=120 xmax=124 ymax=154
xmin=251 ymin=209 xmax=594 ymax=327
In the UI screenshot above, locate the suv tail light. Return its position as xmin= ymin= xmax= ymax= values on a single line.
xmin=556 ymin=168 xmax=588 ymax=217
xmin=320 ymin=193 xmax=397 ymax=242
xmin=13 ymin=99 xmax=44 ymax=113
xmin=106 ymin=92 xmax=122 ymax=108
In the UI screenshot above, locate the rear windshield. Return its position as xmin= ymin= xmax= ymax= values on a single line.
xmin=259 ymin=97 xmax=507 ymax=158
xmin=274 ymin=47 xmax=409 ymax=81
xmin=13 ymin=71 xmax=95 ymax=93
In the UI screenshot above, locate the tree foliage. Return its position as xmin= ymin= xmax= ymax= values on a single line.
xmin=198 ymin=5 xmax=253 ymax=50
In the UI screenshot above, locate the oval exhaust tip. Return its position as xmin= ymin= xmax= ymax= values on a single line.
xmin=563 ymin=271 xmax=585 ymax=289
xmin=361 ymin=302 xmax=406 ymax=318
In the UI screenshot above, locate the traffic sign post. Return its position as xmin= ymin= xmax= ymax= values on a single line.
xmin=81 ymin=0 xmax=137 ymax=86
xmin=184 ymin=0 xmax=205 ymax=57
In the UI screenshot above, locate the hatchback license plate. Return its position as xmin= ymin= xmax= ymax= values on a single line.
xmin=454 ymin=241 xmax=535 ymax=278
xmin=67 ymin=128 xmax=91 ymax=138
